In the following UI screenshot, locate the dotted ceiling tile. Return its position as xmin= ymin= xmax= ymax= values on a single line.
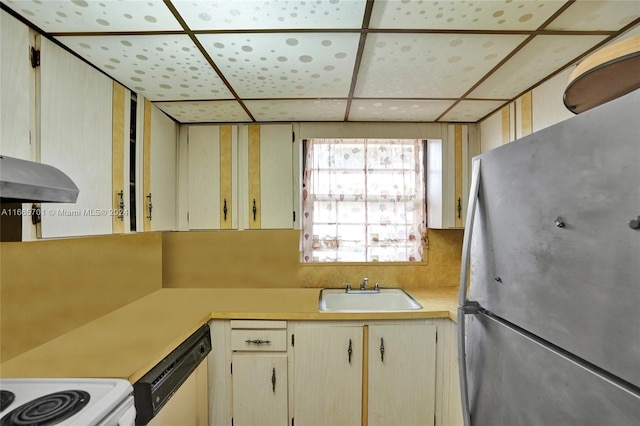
xmin=439 ymin=100 xmax=506 ymax=122
xmin=470 ymin=34 xmax=608 ymax=99
xmin=172 ymin=0 xmax=366 ymax=30
xmin=546 ymin=1 xmax=640 ymax=31
xmin=369 ymin=0 xmax=565 ymax=30
xmin=245 ymin=99 xmax=347 ymax=121
xmin=154 ymin=101 xmax=251 ymax=123
xmin=349 ymin=99 xmax=455 ymax=122
xmin=197 ymin=32 xmax=360 ymax=98
xmin=2 ymin=0 xmax=181 ymax=32
xmin=355 ymin=33 xmax=528 ymax=98
xmin=56 ymin=34 xmax=233 ymax=101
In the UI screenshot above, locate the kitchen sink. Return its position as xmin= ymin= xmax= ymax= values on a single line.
xmin=319 ymin=288 xmax=422 ymax=312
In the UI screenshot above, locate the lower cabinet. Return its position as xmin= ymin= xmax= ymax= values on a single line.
xmin=292 ymin=321 xmax=436 ymax=426
xmin=368 ymin=323 xmax=437 ymax=425
xmin=208 ymin=318 xmax=459 ymax=426
xmin=232 ymin=354 xmax=288 ymax=426
xmin=229 ymin=320 xmax=289 ymax=426
xmin=293 ymin=325 xmax=363 ymax=426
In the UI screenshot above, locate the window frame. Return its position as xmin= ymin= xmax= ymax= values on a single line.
xmin=301 ymin=138 xmax=428 ymax=264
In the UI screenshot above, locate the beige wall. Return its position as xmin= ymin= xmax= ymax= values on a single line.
xmin=162 ymin=229 xmax=463 ymax=290
xmin=0 ymin=232 xmax=163 ymax=362
xmin=1 ymin=228 xmax=462 ymax=361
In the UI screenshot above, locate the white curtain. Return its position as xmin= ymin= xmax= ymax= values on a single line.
xmin=302 ymin=138 xmax=425 ymax=262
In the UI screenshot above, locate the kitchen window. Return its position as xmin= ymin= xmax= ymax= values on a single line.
xmin=301 ymin=138 xmax=426 ymax=263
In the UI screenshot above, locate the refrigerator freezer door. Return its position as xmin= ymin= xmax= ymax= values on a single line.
xmin=470 ymin=89 xmax=640 ymax=388
xmin=467 ymin=313 xmax=640 ymax=425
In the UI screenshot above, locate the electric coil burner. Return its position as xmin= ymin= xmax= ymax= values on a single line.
xmin=1 ymin=390 xmax=89 ymax=426
xmin=0 ymin=392 xmax=14 ymax=413
xmin=0 ymin=379 xmax=135 ymax=426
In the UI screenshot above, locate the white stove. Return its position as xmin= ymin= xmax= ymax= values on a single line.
xmin=0 ymin=378 xmax=135 ymax=426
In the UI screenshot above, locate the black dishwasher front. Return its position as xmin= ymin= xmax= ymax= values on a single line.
xmin=133 ymin=323 xmax=211 ymax=425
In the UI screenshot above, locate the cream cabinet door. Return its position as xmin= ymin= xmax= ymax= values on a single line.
xmin=147 ymin=103 xmax=177 ymax=231
xmin=293 ymin=325 xmax=363 ymax=426
xmin=368 ymin=323 xmax=437 ymax=426
xmin=39 ymin=36 xmax=113 ymax=238
xmin=188 ymin=125 xmax=236 ymax=229
xmin=232 ymin=354 xmax=288 ymax=426
xmin=240 ymin=124 xmax=294 ymax=229
xmin=427 ymin=124 xmax=479 ymax=229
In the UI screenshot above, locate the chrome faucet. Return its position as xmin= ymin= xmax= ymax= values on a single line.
xmin=360 ymin=277 xmax=368 ymax=291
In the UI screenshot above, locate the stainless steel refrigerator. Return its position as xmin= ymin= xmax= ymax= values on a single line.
xmin=457 ymin=89 xmax=640 ymax=425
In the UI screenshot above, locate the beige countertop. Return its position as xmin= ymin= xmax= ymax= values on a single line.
xmin=0 ymin=287 xmax=458 ymax=383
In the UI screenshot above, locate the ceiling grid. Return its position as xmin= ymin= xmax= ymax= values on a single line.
xmin=1 ymin=0 xmax=639 ymax=123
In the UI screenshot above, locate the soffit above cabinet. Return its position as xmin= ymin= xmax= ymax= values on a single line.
xmin=1 ymin=0 xmax=639 ymax=124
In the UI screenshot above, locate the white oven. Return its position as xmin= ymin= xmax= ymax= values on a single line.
xmin=0 ymin=378 xmax=135 ymax=426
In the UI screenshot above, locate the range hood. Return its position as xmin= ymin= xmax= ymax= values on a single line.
xmin=0 ymin=155 xmax=79 ymax=203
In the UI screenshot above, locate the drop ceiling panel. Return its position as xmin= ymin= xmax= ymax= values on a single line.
xmin=56 ymin=34 xmax=233 ymax=101
xmin=3 ymin=0 xmax=181 ymax=32
xmin=197 ymin=32 xmax=360 ymax=98
xmin=545 ymin=0 xmax=640 ymax=31
xmin=349 ymin=99 xmax=454 ymax=122
xmin=2 ymin=0 xmax=638 ymax=124
xmin=439 ymin=100 xmax=507 ymax=122
xmin=355 ymin=33 xmax=528 ymax=98
xmin=173 ymin=0 xmax=367 ymax=30
xmin=154 ymin=101 xmax=251 ymax=123
xmin=245 ymin=99 xmax=348 ymax=121
xmin=470 ymin=34 xmax=608 ymax=99
xmin=369 ymin=0 xmax=566 ymax=30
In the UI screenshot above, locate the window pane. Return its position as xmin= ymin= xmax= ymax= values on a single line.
xmin=302 ymin=138 xmax=426 ymax=263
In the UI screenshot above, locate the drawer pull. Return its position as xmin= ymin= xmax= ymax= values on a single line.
xmin=245 ymin=339 xmax=271 ymax=345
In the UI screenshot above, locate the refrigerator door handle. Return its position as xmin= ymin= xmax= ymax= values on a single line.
xmin=458 ymin=157 xmax=481 ymax=426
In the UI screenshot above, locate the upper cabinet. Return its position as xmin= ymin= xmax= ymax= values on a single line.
xmin=187 ymin=125 xmax=237 ymax=230
xmin=239 ymin=124 xmax=295 ymax=230
xmin=427 ymin=124 xmax=480 ymax=229
xmin=145 ymin=101 xmax=178 ymax=232
xmin=185 ymin=123 xmax=296 ymax=231
xmin=39 ymin=36 xmax=113 ymax=239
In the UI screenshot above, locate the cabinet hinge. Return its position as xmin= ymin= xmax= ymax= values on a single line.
xmin=30 ymin=47 xmax=40 ymax=68
xmin=291 ymin=417 xmax=294 ymax=426
xmin=231 ymin=417 xmax=233 ymax=426
xmin=435 ymin=331 xmax=438 ymax=343
xmin=291 ymin=334 xmax=295 ymax=347
xmin=230 ymin=362 xmax=232 ymax=374
xmin=292 ymin=131 xmax=295 ymax=143
xmin=187 ymin=212 xmax=189 ymax=222
xmin=293 ymin=211 xmax=296 ymax=222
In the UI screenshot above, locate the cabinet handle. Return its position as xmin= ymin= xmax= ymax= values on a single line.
xmin=457 ymin=197 xmax=462 ymax=219
xmin=146 ymin=193 xmax=153 ymax=220
xmin=252 ymin=198 xmax=257 ymax=221
xmin=380 ymin=337 xmax=385 ymax=362
xmin=223 ymin=198 xmax=228 ymax=221
xmin=348 ymin=339 xmax=353 ymax=364
xmin=272 ymin=367 xmax=276 ymax=393
xmin=117 ymin=190 xmax=125 ymax=221
xmin=245 ymin=339 xmax=271 ymax=345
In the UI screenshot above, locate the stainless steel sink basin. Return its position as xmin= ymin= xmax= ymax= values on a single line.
xmin=319 ymin=288 xmax=422 ymax=312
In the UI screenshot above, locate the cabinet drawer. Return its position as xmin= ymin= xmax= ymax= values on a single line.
xmin=231 ymin=329 xmax=287 ymax=352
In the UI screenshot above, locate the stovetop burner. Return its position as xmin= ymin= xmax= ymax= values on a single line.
xmin=0 ymin=391 xmax=15 ymax=412
xmin=0 ymin=390 xmax=90 ymax=426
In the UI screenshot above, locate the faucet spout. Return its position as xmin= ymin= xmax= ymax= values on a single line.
xmin=360 ymin=277 xmax=368 ymax=291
